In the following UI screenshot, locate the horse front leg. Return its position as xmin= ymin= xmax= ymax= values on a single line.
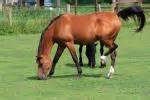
xmin=107 ymin=50 xmax=117 ymax=79
xmin=49 ymin=44 xmax=66 ymax=76
xmin=79 ymin=45 xmax=84 ymax=66
xmin=66 ymin=42 xmax=82 ymax=78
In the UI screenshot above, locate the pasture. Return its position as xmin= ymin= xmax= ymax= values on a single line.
xmin=0 ymin=24 xmax=150 ymax=100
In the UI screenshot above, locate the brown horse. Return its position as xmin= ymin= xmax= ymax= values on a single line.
xmin=36 ymin=6 xmax=145 ymax=80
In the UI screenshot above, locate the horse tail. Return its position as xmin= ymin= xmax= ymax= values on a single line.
xmin=117 ymin=6 xmax=146 ymax=32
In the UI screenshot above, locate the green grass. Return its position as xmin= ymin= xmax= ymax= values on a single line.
xmin=0 ymin=24 xmax=150 ymax=100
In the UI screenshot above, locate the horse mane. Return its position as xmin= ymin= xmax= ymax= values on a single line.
xmin=42 ymin=14 xmax=63 ymax=35
xmin=37 ymin=14 xmax=63 ymax=58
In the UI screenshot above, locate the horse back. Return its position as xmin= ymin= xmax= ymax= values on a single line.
xmin=53 ymin=12 xmax=121 ymax=44
xmin=53 ymin=13 xmax=98 ymax=44
xmin=95 ymin=12 xmax=121 ymax=39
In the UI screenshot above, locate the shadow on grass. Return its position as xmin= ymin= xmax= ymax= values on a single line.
xmin=27 ymin=76 xmax=39 ymax=80
xmin=52 ymin=73 xmax=102 ymax=79
xmin=65 ymin=63 xmax=76 ymax=67
xmin=27 ymin=73 xmax=103 ymax=80
xmin=65 ymin=63 xmax=97 ymax=68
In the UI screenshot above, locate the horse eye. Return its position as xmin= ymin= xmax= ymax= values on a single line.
xmin=38 ymin=63 xmax=43 ymax=67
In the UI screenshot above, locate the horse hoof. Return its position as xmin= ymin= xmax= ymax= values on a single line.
xmin=99 ymin=66 xmax=105 ymax=68
xmin=79 ymin=63 xmax=83 ymax=66
xmin=91 ymin=66 xmax=96 ymax=68
xmin=106 ymin=76 xmax=112 ymax=79
xmin=99 ymin=64 xmax=106 ymax=68
xmin=38 ymin=76 xmax=47 ymax=80
xmin=106 ymin=75 xmax=112 ymax=79
xmin=107 ymin=72 xmax=113 ymax=79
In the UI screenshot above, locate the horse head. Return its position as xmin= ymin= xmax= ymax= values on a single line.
xmin=36 ymin=55 xmax=52 ymax=80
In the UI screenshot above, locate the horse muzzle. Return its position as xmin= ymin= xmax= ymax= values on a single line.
xmin=38 ymin=74 xmax=47 ymax=80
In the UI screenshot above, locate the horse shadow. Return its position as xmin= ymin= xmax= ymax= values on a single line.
xmin=27 ymin=73 xmax=103 ymax=80
xmin=27 ymin=76 xmax=39 ymax=80
xmin=65 ymin=63 xmax=95 ymax=68
xmin=65 ymin=63 xmax=75 ymax=67
xmin=52 ymin=73 xmax=103 ymax=79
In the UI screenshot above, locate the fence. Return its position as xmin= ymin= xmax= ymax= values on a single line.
xmin=0 ymin=3 xmax=149 ymax=35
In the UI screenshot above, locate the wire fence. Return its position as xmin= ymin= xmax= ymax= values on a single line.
xmin=0 ymin=3 xmax=150 ymax=35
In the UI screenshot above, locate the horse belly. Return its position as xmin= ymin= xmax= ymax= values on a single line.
xmin=71 ymin=23 xmax=97 ymax=44
xmin=73 ymin=32 xmax=96 ymax=45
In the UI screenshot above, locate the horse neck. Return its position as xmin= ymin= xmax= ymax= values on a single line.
xmin=37 ymin=30 xmax=53 ymax=58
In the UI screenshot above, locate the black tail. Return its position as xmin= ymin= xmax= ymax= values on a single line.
xmin=117 ymin=6 xmax=146 ymax=32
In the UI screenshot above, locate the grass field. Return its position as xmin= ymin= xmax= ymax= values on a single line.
xmin=0 ymin=24 xmax=150 ymax=99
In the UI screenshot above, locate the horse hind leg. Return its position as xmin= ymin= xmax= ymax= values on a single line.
xmin=101 ymin=40 xmax=118 ymax=64
xmin=90 ymin=56 xmax=96 ymax=68
xmin=107 ymin=50 xmax=117 ymax=79
xmin=86 ymin=43 xmax=96 ymax=68
xmin=101 ymin=40 xmax=118 ymax=79
xmin=79 ymin=45 xmax=84 ymax=66
xmin=99 ymin=41 xmax=106 ymax=68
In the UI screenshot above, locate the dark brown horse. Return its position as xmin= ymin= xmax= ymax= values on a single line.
xmin=79 ymin=43 xmax=97 ymax=68
xmin=79 ymin=42 xmax=106 ymax=68
xmin=36 ymin=6 xmax=145 ymax=80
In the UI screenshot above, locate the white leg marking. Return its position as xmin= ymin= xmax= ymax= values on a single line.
xmin=100 ymin=56 xmax=107 ymax=64
xmin=107 ymin=66 xmax=115 ymax=79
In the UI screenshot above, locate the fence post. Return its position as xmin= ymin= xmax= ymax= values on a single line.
xmin=97 ymin=4 xmax=101 ymax=12
xmin=66 ymin=4 xmax=70 ymax=13
xmin=56 ymin=0 xmax=61 ymax=16
xmin=0 ymin=1 xmax=2 ymax=11
xmin=8 ymin=6 xmax=12 ymax=26
xmin=74 ymin=0 xmax=77 ymax=15
xmin=3 ymin=5 xmax=12 ymax=26
xmin=51 ymin=8 xmax=56 ymax=19
xmin=112 ymin=0 xmax=118 ymax=12
xmin=20 ymin=0 xmax=23 ymax=7
xmin=94 ymin=0 xmax=101 ymax=12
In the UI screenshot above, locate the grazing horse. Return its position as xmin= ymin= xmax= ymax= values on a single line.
xmin=36 ymin=6 xmax=145 ymax=80
xmin=79 ymin=43 xmax=97 ymax=68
